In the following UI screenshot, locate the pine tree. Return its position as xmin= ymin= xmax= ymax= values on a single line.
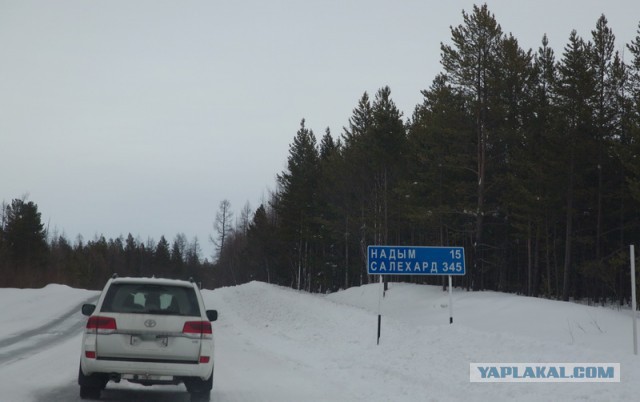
xmin=124 ymin=233 xmax=139 ymax=276
xmin=247 ymin=204 xmax=275 ymax=283
xmin=369 ymin=86 xmax=407 ymax=246
xmin=625 ymin=21 xmax=640 ymax=203
xmin=343 ymin=92 xmax=373 ymax=149
xmin=404 ymin=74 xmax=475 ymax=291
xmin=440 ymin=4 xmax=504 ymax=290
xmin=170 ymin=234 xmax=186 ymax=277
xmin=340 ymin=94 xmax=376 ymax=286
xmin=155 ymin=235 xmax=171 ymax=277
xmin=590 ymin=15 xmax=616 ymax=263
xmin=515 ymin=34 xmax=563 ymax=298
xmin=3 ymin=198 xmax=48 ymax=268
xmin=315 ymin=127 xmax=345 ymax=291
xmin=276 ymin=119 xmax=320 ymax=289
xmin=555 ymin=30 xmax=596 ymax=301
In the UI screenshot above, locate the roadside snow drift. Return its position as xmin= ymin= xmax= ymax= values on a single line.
xmin=0 ymin=281 xmax=638 ymax=401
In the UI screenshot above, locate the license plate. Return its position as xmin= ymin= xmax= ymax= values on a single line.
xmin=122 ymin=373 xmax=173 ymax=381
xmin=156 ymin=335 xmax=169 ymax=347
xmin=130 ymin=335 xmax=169 ymax=347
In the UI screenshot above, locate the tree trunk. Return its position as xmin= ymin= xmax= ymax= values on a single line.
xmin=533 ymin=223 xmax=541 ymax=297
xmin=527 ymin=226 xmax=532 ymax=296
xmin=562 ymin=146 xmax=576 ymax=302
xmin=344 ymin=216 xmax=349 ymax=290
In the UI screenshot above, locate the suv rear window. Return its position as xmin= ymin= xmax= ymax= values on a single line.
xmin=100 ymin=283 xmax=201 ymax=316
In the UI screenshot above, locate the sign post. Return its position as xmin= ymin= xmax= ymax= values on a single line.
xmin=377 ymin=275 xmax=383 ymax=345
xmin=632 ymin=245 xmax=637 ymax=355
xmin=367 ymin=245 xmax=466 ymax=343
xmin=448 ymin=275 xmax=453 ymax=324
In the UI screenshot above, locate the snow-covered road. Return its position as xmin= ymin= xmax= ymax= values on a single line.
xmin=0 ymin=281 xmax=638 ymax=401
xmin=0 ymin=297 xmax=95 ymax=366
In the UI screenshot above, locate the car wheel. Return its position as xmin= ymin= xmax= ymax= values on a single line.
xmin=190 ymin=390 xmax=211 ymax=402
xmin=78 ymin=364 xmax=105 ymax=400
xmin=186 ymin=368 xmax=213 ymax=401
xmin=79 ymin=386 xmax=101 ymax=400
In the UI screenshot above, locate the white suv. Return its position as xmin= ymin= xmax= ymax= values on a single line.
xmin=79 ymin=275 xmax=218 ymax=401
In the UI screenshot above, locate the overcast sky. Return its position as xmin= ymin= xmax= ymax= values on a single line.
xmin=1 ymin=0 xmax=638 ymax=260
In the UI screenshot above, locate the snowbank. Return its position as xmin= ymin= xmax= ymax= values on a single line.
xmin=0 ymin=281 xmax=638 ymax=401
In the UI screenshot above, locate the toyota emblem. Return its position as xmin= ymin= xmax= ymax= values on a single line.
xmin=144 ymin=319 xmax=157 ymax=328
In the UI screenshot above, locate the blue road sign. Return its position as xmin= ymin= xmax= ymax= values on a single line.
xmin=367 ymin=245 xmax=465 ymax=275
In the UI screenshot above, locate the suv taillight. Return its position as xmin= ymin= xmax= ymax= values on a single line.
xmin=182 ymin=321 xmax=212 ymax=338
xmin=86 ymin=316 xmax=117 ymax=334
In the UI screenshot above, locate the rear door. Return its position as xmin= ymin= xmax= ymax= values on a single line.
xmin=95 ymin=283 xmax=203 ymax=363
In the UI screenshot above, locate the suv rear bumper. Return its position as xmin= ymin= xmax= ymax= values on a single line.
xmin=81 ymin=355 xmax=213 ymax=381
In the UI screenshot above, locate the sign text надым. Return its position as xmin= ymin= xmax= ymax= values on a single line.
xmin=367 ymin=246 xmax=465 ymax=275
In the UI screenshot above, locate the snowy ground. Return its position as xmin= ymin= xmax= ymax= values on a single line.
xmin=0 ymin=281 xmax=638 ymax=401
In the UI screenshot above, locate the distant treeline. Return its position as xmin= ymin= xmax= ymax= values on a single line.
xmin=0 ymin=197 xmax=212 ymax=289
xmin=2 ymin=5 xmax=640 ymax=305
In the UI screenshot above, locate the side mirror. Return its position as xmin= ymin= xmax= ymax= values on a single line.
xmin=82 ymin=304 xmax=96 ymax=316
xmin=206 ymin=310 xmax=218 ymax=322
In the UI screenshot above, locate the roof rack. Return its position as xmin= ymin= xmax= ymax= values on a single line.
xmin=111 ymin=273 xmax=118 ymax=279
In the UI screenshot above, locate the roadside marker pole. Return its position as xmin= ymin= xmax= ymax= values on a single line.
xmin=448 ymin=275 xmax=453 ymax=324
xmin=377 ymin=275 xmax=382 ymax=345
xmin=631 ymin=245 xmax=637 ymax=355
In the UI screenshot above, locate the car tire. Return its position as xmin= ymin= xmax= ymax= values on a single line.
xmin=186 ymin=368 xmax=213 ymax=401
xmin=79 ymin=386 xmax=101 ymax=400
xmin=190 ymin=390 xmax=211 ymax=402
xmin=78 ymin=364 xmax=105 ymax=400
